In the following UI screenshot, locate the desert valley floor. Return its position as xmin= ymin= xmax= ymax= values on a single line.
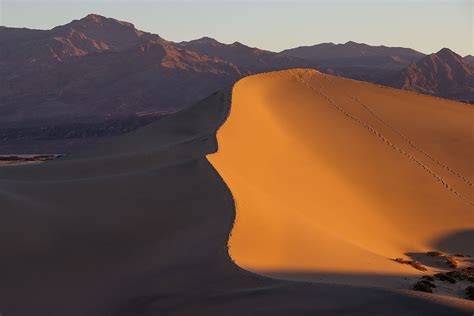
xmin=0 ymin=69 xmax=473 ymax=315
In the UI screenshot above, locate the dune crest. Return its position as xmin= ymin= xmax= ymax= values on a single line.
xmin=208 ymin=69 xmax=473 ymax=281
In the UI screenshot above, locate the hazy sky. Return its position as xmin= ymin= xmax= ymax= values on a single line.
xmin=1 ymin=0 xmax=473 ymax=56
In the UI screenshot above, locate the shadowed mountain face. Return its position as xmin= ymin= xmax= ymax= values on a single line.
xmin=0 ymin=14 xmax=156 ymax=63
xmin=0 ymin=14 xmax=241 ymax=152
xmin=280 ymin=41 xmax=425 ymax=82
xmin=177 ymin=37 xmax=314 ymax=74
xmin=464 ymin=55 xmax=474 ymax=66
xmin=383 ymin=48 xmax=474 ymax=101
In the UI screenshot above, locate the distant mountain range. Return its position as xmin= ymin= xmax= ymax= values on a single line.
xmin=1 ymin=14 xmax=472 ymax=152
xmin=280 ymin=41 xmax=425 ymax=82
xmin=383 ymin=48 xmax=474 ymax=102
xmin=464 ymin=55 xmax=474 ymax=66
xmin=177 ymin=37 xmax=313 ymax=74
xmin=0 ymin=14 xmax=240 ymax=128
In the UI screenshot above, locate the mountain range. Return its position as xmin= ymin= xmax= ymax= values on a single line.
xmin=0 ymin=14 xmax=240 ymax=127
xmin=281 ymin=41 xmax=425 ymax=82
xmin=177 ymin=37 xmax=314 ymax=74
xmin=383 ymin=48 xmax=474 ymax=101
xmin=464 ymin=55 xmax=474 ymax=66
xmin=1 ymin=14 xmax=472 ymax=153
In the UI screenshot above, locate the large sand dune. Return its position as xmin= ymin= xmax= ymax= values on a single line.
xmin=208 ymin=69 xmax=473 ymax=282
xmin=0 ymin=69 xmax=472 ymax=315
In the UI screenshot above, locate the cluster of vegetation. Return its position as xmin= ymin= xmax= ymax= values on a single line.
xmin=466 ymin=286 xmax=474 ymax=300
xmin=413 ymin=276 xmax=436 ymax=293
xmin=409 ymin=251 xmax=474 ymax=300
xmin=393 ymin=257 xmax=427 ymax=271
xmin=413 ymin=270 xmax=474 ymax=300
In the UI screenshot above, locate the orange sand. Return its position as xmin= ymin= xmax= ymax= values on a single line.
xmin=208 ymin=69 xmax=473 ymax=279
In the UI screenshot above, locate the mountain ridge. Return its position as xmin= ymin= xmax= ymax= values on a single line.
xmin=177 ymin=37 xmax=314 ymax=74
xmin=280 ymin=41 xmax=426 ymax=82
xmin=1 ymin=14 xmax=471 ymax=153
xmin=0 ymin=14 xmax=241 ymax=129
xmin=463 ymin=55 xmax=474 ymax=66
xmin=383 ymin=48 xmax=474 ymax=101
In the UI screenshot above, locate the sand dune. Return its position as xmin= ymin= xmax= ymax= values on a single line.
xmin=0 ymin=70 xmax=472 ymax=314
xmin=208 ymin=69 xmax=473 ymax=280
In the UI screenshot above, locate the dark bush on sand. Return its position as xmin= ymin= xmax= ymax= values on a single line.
xmin=413 ymin=280 xmax=436 ymax=293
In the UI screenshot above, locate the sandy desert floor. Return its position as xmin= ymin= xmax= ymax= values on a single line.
xmin=0 ymin=69 xmax=472 ymax=315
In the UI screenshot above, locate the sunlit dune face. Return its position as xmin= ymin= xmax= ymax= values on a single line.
xmin=208 ymin=69 xmax=473 ymax=277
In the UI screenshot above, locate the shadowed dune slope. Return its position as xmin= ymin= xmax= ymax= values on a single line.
xmin=0 ymin=71 xmax=472 ymax=315
xmin=208 ymin=69 xmax=473 ymax=277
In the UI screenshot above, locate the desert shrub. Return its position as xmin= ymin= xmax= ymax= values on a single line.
xmin=421 ymin=275 xmax=435 ymax=282
xmin=465 ymin=286 xmax=474 ymax=300
xmin=413 ymin=280 xmax=435 ymax=293
xmin=446 ymin=270 xmax=467 ymax=281
xmin=393 ymin=258 xmax=427 ymax=272
xmin=445 ymin=256 xmax=458 ymax=268
xmin=434 ymin=273 xmax=456 ymax=284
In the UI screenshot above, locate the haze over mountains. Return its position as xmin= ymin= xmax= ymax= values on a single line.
xmin=1 ymin=14 xmax=472 ymax=153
